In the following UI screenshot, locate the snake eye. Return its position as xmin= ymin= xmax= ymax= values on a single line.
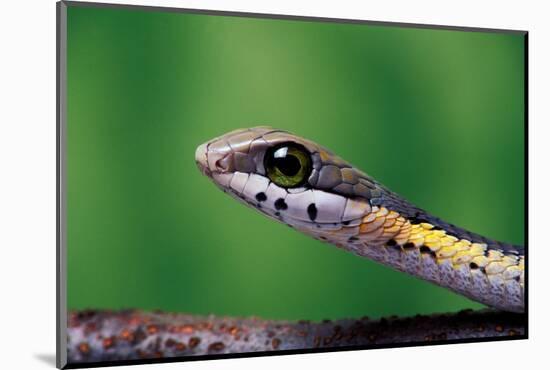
xmin=265 ymin=143 xmax=312 ymax=188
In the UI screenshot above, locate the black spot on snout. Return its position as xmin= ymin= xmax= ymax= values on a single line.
xmin=307 ymin=203 xmax=317 ymax=221
xmin=255 ymin=192 xmax=267 ymax=202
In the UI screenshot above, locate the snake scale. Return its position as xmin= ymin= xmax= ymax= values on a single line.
xmin=195 ymin=127 xmax=524 ymax=313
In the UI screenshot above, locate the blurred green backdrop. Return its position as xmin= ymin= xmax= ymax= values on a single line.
xmin=66 ymin=5 xmax=525 ymax=321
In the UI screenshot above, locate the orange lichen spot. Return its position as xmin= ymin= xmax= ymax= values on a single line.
xmin=120 ymin=329 xmax=134 ymax=341
xmin=102 ymin=337 xmax=115 ymax=349
xmin=180 ymin=325 xmax=194 ymax=334
xmin=147 ymin=325 xmax=158 ymax=334
xmin=78 ymin=342 xmax=90 ymax=355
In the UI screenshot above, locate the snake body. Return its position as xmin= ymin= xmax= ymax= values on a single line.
xmin=195 ymin=127 xmax=524 ymax=313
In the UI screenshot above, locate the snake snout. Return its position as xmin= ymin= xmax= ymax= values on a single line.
xmin=195 ymin=141 xmax=235 ymax=177
xmin=195 ymin=142 xmax=211 ymax=177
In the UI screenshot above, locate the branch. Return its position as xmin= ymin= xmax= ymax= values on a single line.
xmin=67 ymin=309 xmax=525 ymax=364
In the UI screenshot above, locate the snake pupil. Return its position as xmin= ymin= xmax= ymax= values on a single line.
xmin=273 ymin=155 xmax=301 ymax=176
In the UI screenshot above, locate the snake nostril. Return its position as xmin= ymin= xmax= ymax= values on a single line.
xmin=215 ymin=153 xmax=234 ymax=172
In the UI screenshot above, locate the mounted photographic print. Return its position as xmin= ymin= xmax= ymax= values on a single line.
xmin=57 ymin=1 xmax=528 ymax=368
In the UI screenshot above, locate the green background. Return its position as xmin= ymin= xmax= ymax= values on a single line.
xmin=66 ymin=5 xmax=525 ymax=321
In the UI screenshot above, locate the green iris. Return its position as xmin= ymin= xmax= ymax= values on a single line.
xmin=265 ymin=144 xmax=312 ymax=188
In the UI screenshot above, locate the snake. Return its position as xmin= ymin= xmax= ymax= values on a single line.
xmin=195 ymin=127 xmax=524 ymax=313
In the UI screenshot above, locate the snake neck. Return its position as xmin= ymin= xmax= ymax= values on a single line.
xmin=317 ymin=203 xmax=524 ymax=313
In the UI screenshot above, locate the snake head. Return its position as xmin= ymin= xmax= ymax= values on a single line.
xmin=195 ymin=127 xmax=376 ymax=236
xmin=196 ymin=127 xmax=525 ymax=314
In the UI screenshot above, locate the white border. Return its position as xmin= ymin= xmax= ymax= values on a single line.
xmin=1 ymin=0 xmax=548 ymax=369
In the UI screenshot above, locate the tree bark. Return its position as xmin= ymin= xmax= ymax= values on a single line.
xmin=67 ymin=309 xmax=526 ymax=365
